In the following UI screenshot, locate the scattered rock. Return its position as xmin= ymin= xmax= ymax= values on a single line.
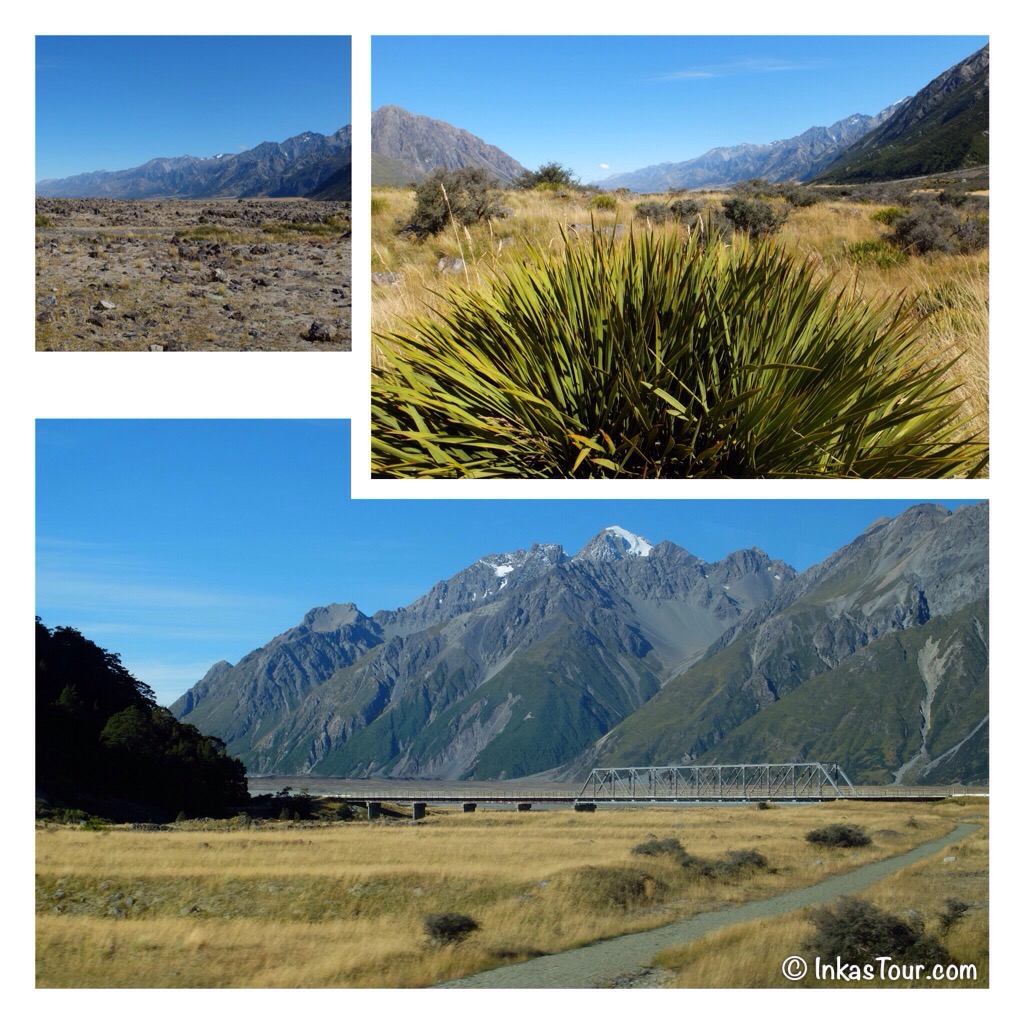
xmin=302 ymin=320 xmax=336 ymax=342
xmin=371 ymin=271 xmax=403 ymax=286
xmin=437 ymin=256 xmax=466 ymax=275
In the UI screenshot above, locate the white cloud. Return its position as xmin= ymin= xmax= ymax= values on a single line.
xmin=656 ymin=57 xmax=825 ymax=81
xmin=599 ymin=162 xmax=609 ymax=169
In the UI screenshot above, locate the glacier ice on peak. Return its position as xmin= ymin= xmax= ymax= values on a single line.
xmin=604 ymin=526 xmax=653 ymax=557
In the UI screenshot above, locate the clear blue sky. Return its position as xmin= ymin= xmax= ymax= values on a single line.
xmin=36 ymin=420 xmax=984 ymax=708
xmin=372 ymin=35 xmax=988 ymax=182
xmin=36 ymin=36 xmax=351 ymax=182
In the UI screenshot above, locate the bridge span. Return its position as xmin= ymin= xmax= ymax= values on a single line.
xmin=251 ymin=762 xmax=984 ymax=816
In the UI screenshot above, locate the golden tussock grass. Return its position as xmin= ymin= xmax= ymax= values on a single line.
xmin=37 ymin=800 xmax=980 ymax=988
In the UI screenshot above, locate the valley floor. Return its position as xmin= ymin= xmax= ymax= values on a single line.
xmin=35 ymin=798 xmax=986 ymax=988
xmin=35 ymin=198 xmax=352 ymax=351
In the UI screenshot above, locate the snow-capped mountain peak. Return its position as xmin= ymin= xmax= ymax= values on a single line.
xmin=574 ymin=526 xmax=653 ymax=562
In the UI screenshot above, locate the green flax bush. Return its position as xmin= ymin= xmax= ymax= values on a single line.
xmin=372 ymin=227 xmax=986 ymax=478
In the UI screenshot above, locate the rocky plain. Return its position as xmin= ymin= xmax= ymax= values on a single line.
xmin=35 ymin=198 xmax=351 ymax=351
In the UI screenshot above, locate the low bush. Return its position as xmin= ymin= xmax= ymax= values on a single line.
xmin=938 ymin=898 xmax=970 ymax=934
xmin=559 ymin=865 xmax=664 ymax=910
xmin=721 ymin=195 xmax=788 ymax=237
xmin=806 ymin=897 xmax=951 ymax=964
xmin=589 ymin=194 xmax=617 ymax=210
xmin=632 ymin=836 xmax=686 ymax=858
xmin=891 ymin=203 xmax=988 ymax=256
xmin=407 ymin=167 xmax=507 ymax=235
xmin=805 ymin=823 xmax=872 ymax=848
xmin=669 ymin=198 xmax=703 ymax=221
xmin=423 ymin=912 xmax=480 ymax=945
xmin=634 ymin=201 xmax=672 ymax=224
xmin=848 ymin=239 xmax=907 ymax=268
xmin=517 ymin=161 xmax=579 ymax=190
xmin=871 ymin=206 xmax=909 ymax=226
xmin=631 ymin=836 xmax=768 ymax=878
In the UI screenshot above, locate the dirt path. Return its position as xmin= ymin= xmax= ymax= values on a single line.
xmin=438 ymin=821 xmax=980 ymax=989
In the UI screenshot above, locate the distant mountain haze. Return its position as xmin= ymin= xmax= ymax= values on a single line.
xmin=35 ymin=127 xmax=352 ymax=200
xmin=172 ymin=506 xmax=988 ymax=785
xmin=598 ymin=104 xmax=907 ymax=192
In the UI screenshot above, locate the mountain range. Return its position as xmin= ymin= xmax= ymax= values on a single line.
xmin=35 ymin=127 xmax=352 ymax=200
xmin=370 ymin=44 xmax=987 ymax=192
xmin=597 ymin=103 xmax=908 ymax=193
xmin=173 ymin=505 xmax=988 ymax=786
xmin=814 ymin=44 xmax=989 ymax=182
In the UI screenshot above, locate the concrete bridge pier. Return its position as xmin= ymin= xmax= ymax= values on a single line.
xmin=462 ymin=802 xmax=477 ymax=813
xmin=517 ymin=803 xmax=532 ymax=812
xmin=412 ymin=802 xmax=427 ymax=821
xmin=367 ymin=801 xmax=381 ymax=821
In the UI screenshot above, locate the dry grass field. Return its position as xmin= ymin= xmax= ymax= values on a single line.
xmin=655 ymin=805 xmax=988 ymax=988
xmin=36 ymin=798 xmax=986 ymax=988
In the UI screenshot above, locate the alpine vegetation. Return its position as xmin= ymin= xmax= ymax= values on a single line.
xmin=371 ymin=226 xmax=986 ymax=479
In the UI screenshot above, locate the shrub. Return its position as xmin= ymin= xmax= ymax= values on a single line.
xmin=871 ymin=206 xmax=909 ymax=226
xmin=847 ymin=239 xmax=907 ymax=269
xmin=891 ymin=206 xmax=959 ymax=255
xmin=407 ymin=167 xmax=506 ymax=235
xmin=423 ymin=912 xmax=480 ymax=945
xmin=781 ymin=185 xmax=823 ymax=208
xmin=805 ymin=823 xmax=872 ymax=848
xmin=631 ymin=837 xmax=767 ymax=877
xmin=634 ymin=201 xmax=671 ymax=224
xmin=589 ymin=194 xmax=617 ymax=210
xmin=517 ymin=162 xmax=579 ymax=190
xmin=938 ymin=898 xmax=970 ymax=934
xmin=721 ymin=848 xmax=768 ymax=872
xmin=372 ymin=227 xmax=987 ymax=479
xmin=807 ymin=897 xmax=951 ymax=964
xmin=721 ymin=196 xmax=788 ymax=237
xmin=632 ymin=836 xmax=686 ymax=858
xmin=36 ymin=213 xmax=55 ymax=228
xmin=669 ymin=198 xmax=703 ymax=221
xmin=560 ymin=865 xmax=663 ymax=910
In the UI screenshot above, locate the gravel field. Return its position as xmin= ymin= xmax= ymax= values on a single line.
xmin=35 ymin=197 xmax=351 ymax=351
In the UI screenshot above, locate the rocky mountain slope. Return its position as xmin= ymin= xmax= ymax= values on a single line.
xmin=371 ymin=105 xmax=526 ymax=185
xmin=172 ymin=527 xmax=794 ymax=778
xmin=36 ymin=127 xmax=352 ymax=200
xmin=814 ymin=44 xmax=989 ymax=183
xmin=173 ymin=505 xmax=988 ymax=785
xmin=575 ymin=503 xmax=988 ymax=785
xmin=599 ymin=105 xmax=905 ymax=192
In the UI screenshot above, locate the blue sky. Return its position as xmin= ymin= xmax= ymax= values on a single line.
xmin=372 ymin=35 xmax=989 ymax=181
xmin=36 ymin=420 xmax=984 ymax=708
xmin=35 ymin=36 xmax=351 ymax=182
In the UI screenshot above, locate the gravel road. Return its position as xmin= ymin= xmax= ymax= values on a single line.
xmin=438 ymin=821 xmax=980 ymax=989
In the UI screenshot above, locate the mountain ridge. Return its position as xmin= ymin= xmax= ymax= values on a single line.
xmin=172 ymin=506 xmax=987 ymax=785
xmin=36 ymin=126 xmax=353 ymax=200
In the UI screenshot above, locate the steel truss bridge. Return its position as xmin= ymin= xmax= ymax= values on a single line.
xmin=270 ymin=762 xmax=971 ymax=813
xmin=576 ymin=762 xmax=862 ymax=804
